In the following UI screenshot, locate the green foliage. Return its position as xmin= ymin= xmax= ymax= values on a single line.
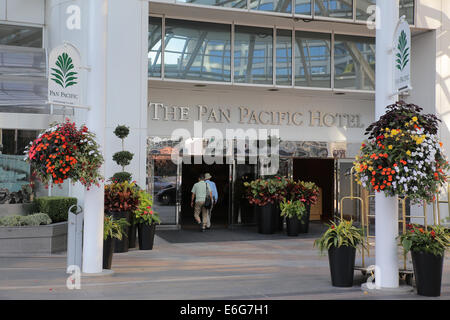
xmin=112 ymin=151 xmax=134 ymax=168
xmin=134 ymin=190 xmax=161 ymax=225
xmin=280 ymin=199 xmax=306 ymax=220
xmin=398 ymin=224 xmax=450 ymax=257
xmin=114 ymin=125 xmax=130 ymax=140
xmin=112 ymin=172 xmax=132 ymax=183
xmin=0 ymin=213 xmax=52 ymax=226
xmin=104 ymin=216 xmax=129 ymax=241
xmin=314 ymin=219 xmax=364 ymax=254
xmin=33 ymin=196 xmax=77 ymax=223
xmin=104 ymin=180 xmax=140 ymax=213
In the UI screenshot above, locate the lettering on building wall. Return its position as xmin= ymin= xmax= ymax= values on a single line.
xmin=149 ymin=102 xmax=365 ymax=129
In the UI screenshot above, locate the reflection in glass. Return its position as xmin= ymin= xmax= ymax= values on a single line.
xmin=0 ymin=24 xmax=42 ymax=48
xmin=276 ymin=29 xmax=292 ymax=86
xmin=334 ymin=35 xmax=375 ymax=90
xmin=294 ymin=31 xmax=331 ymax=88
xmin=315 ymin=0 xmax=353 ymax=19
xmin=249 ymin=0 xmax=292 ymax=13
xmin=177 ymin=0 xmax=247 ymax=9
xmin=234 ymin=26 xmax=273 ymax=84
xmin=295 ymin=0 xmax=312 ymax=15
xmin=232 ymin=163 xmax=257 ymax=225
xmin=164 ymin=19 xmax=231 ymax=82
xmin=400 ymin=0 xmax=415 ymax=25
xmin=149 ymin=17 xmax=162 ymax=78
xmin=355 ymin=0 xmax=375 ymax=21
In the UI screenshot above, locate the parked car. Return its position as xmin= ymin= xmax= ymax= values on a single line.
xmin=155 ymin=185 xmax=176 ymax=205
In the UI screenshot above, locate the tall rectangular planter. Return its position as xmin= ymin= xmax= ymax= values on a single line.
xmin=0 ymin=222 xmax=68 ymax=255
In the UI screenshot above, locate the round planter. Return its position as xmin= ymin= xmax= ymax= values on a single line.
xmin=411 ymin=251 xmax=444 ymax=297
xmin=257 ymin=203 xmax=276 ymax=234
xmin=286 ymin=216 xmax=301 ymax=236
xmin=128 ymin=215 xmax=137 ymax=249
xmin=138 ymin=222 xmax=156 ymax=250
xmin=328 ymin=245 xmax=356 ymax=287
xmin=105 ymin=211 xmax=130 ymax=253
xmin=298 ymin=204 xmax=311 ymax=234
xmin=103 ymin=237 xmax=115 ymax=270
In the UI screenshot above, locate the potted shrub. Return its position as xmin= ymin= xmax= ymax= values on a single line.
xmin=314 ymin=220 xmax=364 ymax=287
xmin=296 ymin=181 xmax=320 ymax=233
xmin=280 ymin=199 xmax=306 ymax=237
xmin=398 ymin=224 xmax=450 ymax=296
xmin=103 ymin=216 xmax=128 ymax=269
xmin=244 ymin=178 xmax=281 ymax=234
xmin=135 ymin=190 xmax=161 ymax=250
xmin=104 ymin=180 xmax=139 ymax=253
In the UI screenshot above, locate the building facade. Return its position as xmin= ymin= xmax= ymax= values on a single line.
xmin=0 ymin=0 xmax=449 ymax=228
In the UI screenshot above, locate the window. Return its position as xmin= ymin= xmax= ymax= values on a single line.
xmin=356 ymin=0 xmax=415 ymax=25
xmin=295 ymin=0 xmax=312 ymax=15
xmin=314 ymin=0 xmax=353 ymax=19
xmin=177 ymin=0 xmax=247 ymax=9
xmin=164 ymin=19 xmax=231 ymax=82
xmin=334 ymin=34 xmax=375 ymax=90
xmin=234 ymin=26 xmax=273 ymax=84
xmin=355 ymin=0 xmax=375 ymax=21
xmin=295 ymin=31 xmax=331 ymax=88
xmin=276 ymin=29 xmax=292 ymax=86
xmin=249 ymin=0 xmax=292 ymax=13
xmin=399 ymin=0 xmax=415 ymax=25
xmin=0 ymin=24 xmax=42 ymax=48
xmin=149 ymin=17 xmax=162 ymax=78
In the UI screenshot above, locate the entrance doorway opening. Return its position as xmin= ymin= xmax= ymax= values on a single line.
xmin=293 ymin=158 xmax=334 ymax=222
xmin=181 ymin=158 xmax=230 ymax=228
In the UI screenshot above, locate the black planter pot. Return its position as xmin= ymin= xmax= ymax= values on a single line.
xmin=138 ymin=222 xmax=156 ymax=250
xmin=286 ymin=216 xmax=301 ymax=236
xmin=411 ymin=251 xmax=444 ymax=297
xmin=106 ymin=211 xmax=130 ymax=253
xmin=298 ymin=204 xmax=311 ymax=234
xmin=257 ymin=203 xmax=276 ymax=234
xmin=128 ymin=215 xmax=137 ymax=249
xmin=103 ymin=237 xmax=115 ymax=270
xmin=328 ymin=245 xmax=356 ymax=287
xmin=274 ymin=205 xmax=284 ymax=231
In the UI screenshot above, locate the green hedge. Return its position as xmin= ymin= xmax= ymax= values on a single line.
xmin=33 ymin=196 xmax=77 ymax=223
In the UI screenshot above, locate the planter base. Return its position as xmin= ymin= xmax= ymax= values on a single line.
xmin=81 ymin=270 xmax=115 ymax=277
xmin=361 ymin=283 xmax=414 ymax=295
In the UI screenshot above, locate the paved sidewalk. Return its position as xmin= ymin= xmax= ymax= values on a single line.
xmin=0 ymin=231 xmax=448 ymax=300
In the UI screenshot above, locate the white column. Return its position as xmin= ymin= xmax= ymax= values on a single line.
xmin=82 ymin=0 xmax=108 ymax=274
xmin=375 ymin=0 xmax=399 ymax=288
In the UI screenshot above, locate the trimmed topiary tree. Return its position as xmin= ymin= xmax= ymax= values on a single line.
xmin=112 ymin=125 xmax=134 ymax=183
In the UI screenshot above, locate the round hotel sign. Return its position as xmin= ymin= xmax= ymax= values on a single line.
xmin=48 ymin=43 xmax=82 ymax=106
xmin=393 ymin=17 xmax=411 ymax=93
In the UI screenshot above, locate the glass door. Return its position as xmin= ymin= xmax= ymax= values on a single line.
xmin=231 ymin=160 xmax=258 ymax=226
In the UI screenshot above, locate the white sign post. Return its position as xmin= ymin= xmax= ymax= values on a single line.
xmin=48 ymin=43 xmax=82 ymax=108
xmin=393 ymin=16 xmax=412 ymax=94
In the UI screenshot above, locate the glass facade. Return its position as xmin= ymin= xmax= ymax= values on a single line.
xmin=399 ymin=0 xmax=415 ymax=25
xmin=334 ymin=34 xmax=375 ymax=90
xmin=295 ymin=0 xmax=312 ymax=15
xmin=164 ymin=19 xmax=231 ymax=82
xmin=314 ymin=0 xmax=353 ymax=19
xmin=355 ymin=0 xmax=375 ymax=21
xmin=177 ymin=0 xmax=247 ymax=9
xmin=149 ymin=17 xmax=376 ymax=91
xmin=294 ymin=31 xmax=331 ymax=88
xmin=0 ymin=24 xmax=42 ymax=48
xmin=276 ymin=29 xmax=292 ymax=86
xmin=234 ymin=26 xmax=273 ymax=84
xmin=249 ymin=0 xmax=292 ymax=13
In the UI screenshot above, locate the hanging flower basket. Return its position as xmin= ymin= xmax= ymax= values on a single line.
xmin=24 ymin=119 xmax=104 ymax=189
xmin=353 ymin=101 xmax=449 ymax=204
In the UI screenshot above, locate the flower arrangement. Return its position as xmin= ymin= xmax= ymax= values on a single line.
xmin=280 ymin=199 xmax=306 ymax=219
xmin=134 ymin=190 xmax=161 ymax=225
xmin=398 ymin=224 xmax=450 ymax=257
xmin=314 ymin=219 xmax=364 ymax=254
xmin=353 ymin=101 xmax=449 ymax=204
xmin=25 ymin=119 xmax=104 ymax=189
xmin=243 ymin=177 xmax=283 ymax=206
xmin=104 ymin=180 xmax=140 ymax=213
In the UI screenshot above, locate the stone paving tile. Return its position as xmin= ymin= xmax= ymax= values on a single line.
xmin=0 ymin=236 xmax=448 ymax=300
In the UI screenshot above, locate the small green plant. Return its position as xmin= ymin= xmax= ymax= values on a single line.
xmin=0 ymin=213 xmax=52 ymax=226
xmin=104 ymin=216 xmax=129 ymax=241
xmin=135 ymin=190 xmax=161 ymax=225
xmin=314 ymin=219 xmax=364 ymax=254
xmin=280 ymin=199 xmax=306 ymax=220
xmin=111 ymin=125 xmax=133 ymax=183
xmin=398 ymin=224 xmax=450 ymax=257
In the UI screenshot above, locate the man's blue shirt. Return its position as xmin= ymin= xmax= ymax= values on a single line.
xmin=206 ymin=180 xmax=218 ymax=202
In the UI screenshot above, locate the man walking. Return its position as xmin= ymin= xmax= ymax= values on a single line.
xmin=191 ymin=174 xmax=212 ymax=232
xmin=204 ymin=173 xmax=218 ymax=230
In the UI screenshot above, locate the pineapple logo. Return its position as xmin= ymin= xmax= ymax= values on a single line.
xmin=50 ymin=52 xmax=78 ymax=88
